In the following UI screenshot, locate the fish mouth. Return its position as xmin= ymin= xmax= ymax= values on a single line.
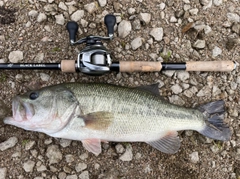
xmin=4 ymin=97 xmax=35 ymax=124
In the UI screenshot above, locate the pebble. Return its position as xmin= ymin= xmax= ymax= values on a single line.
xmin=189 ymin=152 xmax=199 ymax=163
xmin=65 ymin=154 xmax=74 ymax=163
xmin=115 ymin=144 xmax=125 ymax=154
xmin=0 ymin=168 xmax=7 ymax=179
xmin=118 ymin=20 xmax=132 ymax=38
xmin=28 ymin=10 xmax=38 ymax=18
xmin=37 ymin=13 xmax=47 ymax=23
xmin=171 ymin=84 xmax=183 ymax=94
xmin=193 ymin=39 xmax=206 ymax=49
xmin=40 ymin=73 xmax=50 ymax=82
xmin=59 ymin=172 xmax=67 ymax=179
xmin=79 ymin=171 xmax=89 ymax=179
xmin=132 ymin=19 xmax=141 ymax=30
xmin=177 ymin=71 xmax=190 ymax=82
xmin=75 ymin=163 xmax=87 ymax=172
xmin=59 ymin=2 xmax=68 ymax=11
xmin=23 ymin=160 xmax=36 ymax=172
xmin=189 ymin=8 xmax=199 ymax=15
xmin=170 ymin=16 xmax=177 ymax=23
xmin=98 ymin=0 xmax=107 ymax=7
xmin=131 ymin=37 xmax=143 ymax=50
xmin=66 ymin=175 xmax=78 ymax=179
xmin=8 ymin=51 xmax=23 ymax=63
xmin=213 ymin=0 xmax=222 ymax=6
xmin=162 ymin=70 xmax=175 ymax=77
xmin=71 ymin=10 xmax=84 ymax=22
xmin=212 ymin=46 xmax=222 ymax=57
xmin=25 ymin=141 xmax=36 ymax=150
xmin=0 ymin=137 xmax=18 ymax=151
xmin=232 ymin=23 xmax=240 ymax=35
xmin=159 ymin=3 xmax=166 ymax=10
xmin=46 ymin=145 xmax=63 ymax=164
xmin=84 ymin=2 xmax=97 ymax=14
xmin=128 ymin=8 xmax=136 ymax=15
xmin=119 ymin=144 xmax=133 ymax=161
xmin=79 ymin=153 xmax=88 ymax=160
xmin=210 ymin=145 xmax=219 ymax=153
xmin=36 ymin=164 xmax=47 ymax=172
xmin=34 ymin=53 xmax=44 ymax=62
xmin=139 ymin=13 xmax=151 ymax=25
xmin=168 ymin=95 xmax=185 ymax=106
xmin=59 ymin=139 xmax=72 ymax=148
xmin=150 ymin=28 xmax=163 ymax=41
xmin=55 ymin=14 xmax=65 ymax=25
xmin=227 ymin=13 xmax=240 ymax=23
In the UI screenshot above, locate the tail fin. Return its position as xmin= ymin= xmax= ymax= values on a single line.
xmin=197 ymin=100 xmax=231 ymax=141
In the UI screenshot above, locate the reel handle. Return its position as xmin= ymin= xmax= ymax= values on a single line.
xmin=104 ymin=14 xmax=116 ymax=38
xmin=66 ymin=21 xmax=79 ymax=44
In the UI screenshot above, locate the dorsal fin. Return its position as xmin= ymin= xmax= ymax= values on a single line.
xmin=136 ymin=83 xmax=160 ymax=96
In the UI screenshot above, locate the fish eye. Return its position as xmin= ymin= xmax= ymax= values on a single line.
xmin=29 ymin=92 xmax=39 ymax=100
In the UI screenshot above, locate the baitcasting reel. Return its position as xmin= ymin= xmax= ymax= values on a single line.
xmin=66 ymin=14 xmax=116 ymax=75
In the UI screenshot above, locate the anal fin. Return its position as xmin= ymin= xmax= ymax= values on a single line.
xmin=146 ymin=131 xmax=180 ymax=154
xmin=82 ymin=139 xmax=102 ymax=156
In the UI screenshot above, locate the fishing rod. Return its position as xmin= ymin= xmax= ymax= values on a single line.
xmin=0 ymin=14 xmax=236 ymax=76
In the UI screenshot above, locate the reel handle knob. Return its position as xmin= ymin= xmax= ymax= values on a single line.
xmin=66 ymin=21 xmax=79 ymax=44
xmin=104 ymin=14 xmax=116 ymax=38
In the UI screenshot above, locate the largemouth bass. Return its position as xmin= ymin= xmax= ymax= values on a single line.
xmin=4 ymin=83 xmax=231 ymax=156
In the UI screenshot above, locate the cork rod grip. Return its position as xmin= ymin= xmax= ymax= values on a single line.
xmin=120 ymin=61 xmax=162 ymax=72
xmin=61 ymin=60 xmax=76 ymax=73
xmin=186 ymin=61 xmax=235 ymax=72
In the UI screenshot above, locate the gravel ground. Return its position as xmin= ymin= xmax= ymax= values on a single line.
xmin=0 ymin=0 xmax=240 ymax=179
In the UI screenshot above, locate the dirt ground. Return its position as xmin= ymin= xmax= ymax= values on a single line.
xmin=0 ymin=0 xmax=239 ymax=179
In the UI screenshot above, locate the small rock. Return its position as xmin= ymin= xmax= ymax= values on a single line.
xmin=71 ymin=10 xmax=84 ymax=22
xmin=8 ymin=51 xmax=23 ymax=63
xmin=0 ymin=137 xmax=18 ymax=151
xmin=139 ymin=13 xmax=151 ymax=25
xmin=232 ymin=23 xmax=240 ymax=35
xmin=132 ymin=19 xmax=141 ymax=30
xmin=36 ymin=165 xmax=47 ymax=172
xmin=118 ymin=20 xmax=132 ymax=38
xmin=0 ymin=168 xmax=7 ymax=179
xmin=59 ymin=139 xmax=72 ymax=148
xmin=66 ymin=175 xmax=78 ymax=179
xmin=170 ymin=16 xmax=177 ymax=23
xmin=98 ymin=0 xmax=107 ymax=7
xmin=212 ymin=46 xmax=222 ymax=57
xmin=131 ymin=37 xmax=143 ymax=50
xmin=23 ymin=160 xmax=35 ymax=172
xmin=128 ymin=8 xmax=136 ymax=15
xmin=84 ymin=2 xmax=97 ymax=14
xmin=189 ymin=152 xmax=199 ymax=163
xmin=177 ymin=71 xmax=190 ymax=82
xmin=227 ymin=13 xmax=240 ymax=23
xmin=28 ymin=10 xmax=38 ymax=18
xmin=55 ymin=14 xmax=65 ymax=25
xmin=115 ymin=144 xmax=125 ymax=154
xmin=162 ymin=70 xmax=175 ymax=77
xmin=40 ymin=73 xmax=50 ymax=82
xmin=68 ymin=5 xmax=77 ymax=15
xmin=171 ymin=84 xmax=183 ymax=94
xmin=119 ymin=145 xmax=133 ymax=161
xmin=159 ymin=3 xmax=166 ymax=10
xmin=79 ymin=153 xmax=88 ymax=160
xmin=58 ymin=172 xmax=67 ymax=179
xmin=65 ymin=155 xmax=75 ymax=163
xmin=75 ymin=163 xmax=87 ymax=172
xmin=150 ymin=28 xmax=163 ymax=41
xmin=26 ymin=21 xmax=31 ymax=28
xmin=44 ymin=4 xmax=57 ymax=12
xmin=46 ymin=145 xmax=63 ymax=164
xmin=193 ymin=39 xmax=206 ymax=49
xmin=79 ymin=171 xmax=89 ymax=179
xmin=25 ymin=141 xmax=36 ymax=150
xmin=37 ymin=13 xmax=47 ymax=23
xmin=189 ymin=8 xmax=199 ymax=15
xmin=213 ymin=0 xmax=222 ymax=6
xmin=168 ymin=95 xmax=185 ymax=106
xmin=59 ymin=2 xmax=68 ymax=11
xmin=210 ymin=145 xmax=219 ymax=153
xmin=204 ymin=25 xmax=212 ymax=34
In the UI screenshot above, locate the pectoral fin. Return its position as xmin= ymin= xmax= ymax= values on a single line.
xmin=82 ymin=111 xmax=113 ymax=131
xmin=146 ymin=131 xmax=180 ymax=154
xmin=82 ymin=139 xmax=102 ymax=156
